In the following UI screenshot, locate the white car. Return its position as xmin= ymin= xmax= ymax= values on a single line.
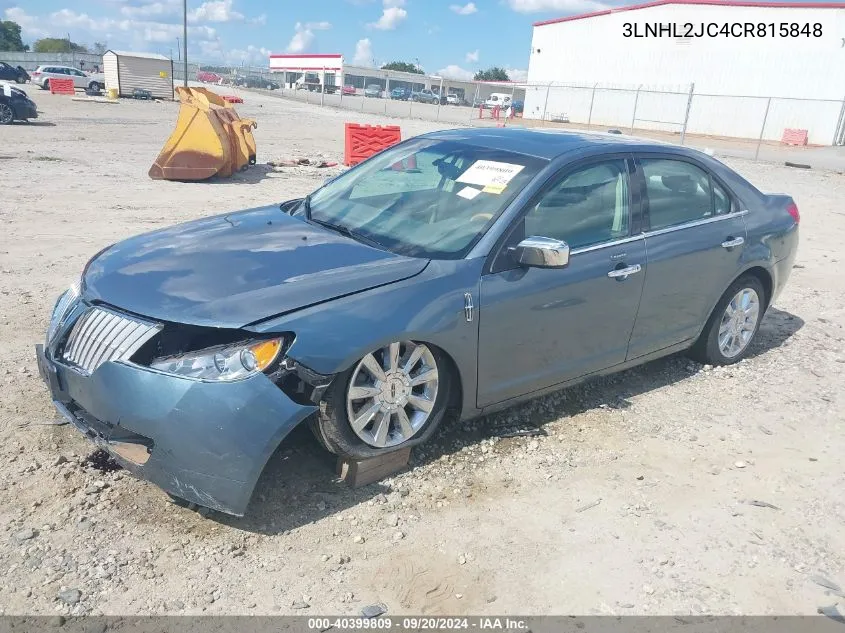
xmin=484 ymin=93 xmax=512 ymax=109
xmin=446 ymin=93 xmax=460 ymax=105
xmin=30 ymin=65 xmax=106 ymax=91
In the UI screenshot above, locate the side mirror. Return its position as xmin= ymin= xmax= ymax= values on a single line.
xmin=509 ymin=236 xmax=570 ymax=269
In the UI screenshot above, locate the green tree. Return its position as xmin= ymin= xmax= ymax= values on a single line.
xmin=474 ymin=67 xmax=510 ymax=82
xmin=0 ymin=20 xmax=27 ymax=51
xmin=33 ymin=37 xmax=88 ymax=53
xmin=92 ymin=41 xmax=108 ymax=55
xmin=380 ymin=61 xmax=423 ymax=74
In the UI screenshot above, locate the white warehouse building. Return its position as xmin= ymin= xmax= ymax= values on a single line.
xmin=524 ymin=0 xmax=845 ymax=145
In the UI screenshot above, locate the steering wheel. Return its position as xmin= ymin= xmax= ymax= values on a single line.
xmin=470 ymin=212 xmax=493 ymax=222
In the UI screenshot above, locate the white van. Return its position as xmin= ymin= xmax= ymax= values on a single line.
xmin=484 ymin=92 xmax=512 ymax=109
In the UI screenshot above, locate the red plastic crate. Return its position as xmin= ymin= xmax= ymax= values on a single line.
xmin=344 ymin=123 xmax=402 ymax=166
xmin=781 ymin=128 xmax=808 ymax=146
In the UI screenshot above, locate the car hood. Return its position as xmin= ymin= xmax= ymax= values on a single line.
xmin=82 ymin=205 xmax=429 ymax=329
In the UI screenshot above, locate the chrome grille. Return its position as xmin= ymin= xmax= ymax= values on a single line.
xmin=61 ymin=307 xmax=160 ymax=375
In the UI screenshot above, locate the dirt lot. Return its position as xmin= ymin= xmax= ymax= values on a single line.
xmin=0 ymin=86 xmax=843 ymax=618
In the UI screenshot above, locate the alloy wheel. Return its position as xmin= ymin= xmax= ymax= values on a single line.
xmin=718 ymin=288 xmax=760 ymax=358
xmin=346 ymin=342 xmax=439 ymax=448
xmin=0 ymin=103 xmax=13 ymax=125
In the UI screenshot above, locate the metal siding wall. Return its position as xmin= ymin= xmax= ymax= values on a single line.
xmin=117 ymin=56 xmax=173 ymax=98
xmin=525 ymin=5 xmax=845 ymax=143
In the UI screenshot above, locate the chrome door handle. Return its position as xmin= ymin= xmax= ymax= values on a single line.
xmin=607 ymin=264 xmax=642 ymax=279
xmin=721 ymin=236 xmax=745 ymax=249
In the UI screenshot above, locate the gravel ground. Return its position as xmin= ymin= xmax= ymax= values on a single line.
xmin=0 ymin=86 xmax=843 ymax=618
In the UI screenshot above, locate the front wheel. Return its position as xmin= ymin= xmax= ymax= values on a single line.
xmin=312 ymin=341 xmax=451 ymax=459
xmin=88 ymin=81 xmax=101 ymax=91
xmin=690 ymin=275 xmax=766 ymax=365
xmin=0 ymin=102 xmax=14 ymax=125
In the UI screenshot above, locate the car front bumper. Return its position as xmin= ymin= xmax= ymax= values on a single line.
xmin=13 ymin=99 xmax=37 ymax=120
xmin=35 ymin=342 xmax=316 ymax=516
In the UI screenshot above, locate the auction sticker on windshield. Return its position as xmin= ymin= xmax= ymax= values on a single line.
xmin=457 ymin=160 xmax=525 ymax=190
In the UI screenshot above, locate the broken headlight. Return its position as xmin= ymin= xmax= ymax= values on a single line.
xmin=149 ymin=338 xmax=285 ymax=382
xmin=47 ymin=281 xmax=80 ymax=342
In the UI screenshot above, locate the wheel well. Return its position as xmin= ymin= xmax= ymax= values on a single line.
xmin=425 ymin=342 xmax=464 ymax=414
xmin=739 ymin=266 xmax=773 ymax=309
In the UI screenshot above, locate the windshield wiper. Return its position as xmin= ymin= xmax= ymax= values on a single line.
xmin=309 ymin=217 xmax=383 ymax=249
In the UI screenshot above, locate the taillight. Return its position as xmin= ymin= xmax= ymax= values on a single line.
xmin=32 ymin=71 xmax=41 ymax=76
xmin=786 ymin=202 xmax=800 ymax=224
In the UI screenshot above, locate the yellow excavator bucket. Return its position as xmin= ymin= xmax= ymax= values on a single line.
xmin=149 ymin=87 xmax=257 ymax=181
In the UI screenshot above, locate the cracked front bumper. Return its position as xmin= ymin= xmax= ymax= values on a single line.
xmin=35 ymin=343 xmax=316 ymax=516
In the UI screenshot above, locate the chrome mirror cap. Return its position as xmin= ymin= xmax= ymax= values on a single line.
xmin=509 ymin=236 xmax=570 ymax=269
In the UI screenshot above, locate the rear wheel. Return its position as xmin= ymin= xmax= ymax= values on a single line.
xmin=15 ymin=75 xmax=25 ymax=84
xmin=690 ymin=275 xmax=766 ymax=365
xmin=312 ymin=341 xmax=451 ymax=459
xmin=88 ymin=81 xmax=101 ymax=91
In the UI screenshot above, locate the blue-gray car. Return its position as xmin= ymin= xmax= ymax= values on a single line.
xmin=36 ymin=129 xmax=799 ymax=516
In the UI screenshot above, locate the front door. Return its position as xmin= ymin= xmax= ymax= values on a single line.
xmin=626 ymin=155 xmax=748 ymax=359
xmin=477 ymin=157 xmax=646 ymax=407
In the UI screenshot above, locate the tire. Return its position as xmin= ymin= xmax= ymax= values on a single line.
xmin=311 ymin=341 xmax=452 ymax=460
xmin=15 ymin=75 xmax=25 ymax=84
xmin=0 ymin=101 xmax=14 ymax=125
xmin=689 ymin=274 xmax=766 ymax=366
xmin=42 ymin=80 xmax=51 ymax=90
xmin=88 ymin=81 xmax=101 ymax=91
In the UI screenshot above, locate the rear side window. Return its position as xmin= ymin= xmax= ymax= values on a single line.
xmin=641 ymin=158 xmax=730 ymax=230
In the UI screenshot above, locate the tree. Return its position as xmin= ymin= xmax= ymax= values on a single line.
xmin=0 ymin=20 xmax=27 ymax=51
xmin=33 ymin=37 xmax=88 ymax=53
xmin=474 ymin=67 xmax=510 ymax=82
xmin=92 ymin=41 xmax=108 ymax=55
xmin=381 ymin=61 xmax=423 ymax=75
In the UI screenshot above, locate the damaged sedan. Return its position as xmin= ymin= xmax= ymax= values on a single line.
xmin=36 ymin=128 xmax=799 ymax=515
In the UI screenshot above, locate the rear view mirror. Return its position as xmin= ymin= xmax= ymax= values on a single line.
xmin=509 ymin=236 xmax=570 ymax=269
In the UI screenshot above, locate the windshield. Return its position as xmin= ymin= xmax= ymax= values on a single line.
xmin=299 ymin=137 xmax=547 ymax=259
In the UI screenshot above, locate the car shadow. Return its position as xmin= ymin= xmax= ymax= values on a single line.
xmin=20 ymin=121 xmax=57 ymax=127
xmin=215 ymin=307 xmax=803 ymax=533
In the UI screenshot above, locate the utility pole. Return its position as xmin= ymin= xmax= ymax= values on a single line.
xmin=176 ymin=38 xmax=181 ymax=61
xmin=182 ymin=0 xmax=188 ymax=87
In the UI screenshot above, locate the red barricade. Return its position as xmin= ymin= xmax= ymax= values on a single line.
xmin=344 ymin=123 xmax=401 ymax=166
xmin=221 ymin=95 xmax=243 ymax=103
xmin=49 ymin=78 xmax=75 ymax=95
xmin=781 ymin=129 xmax=808 ymax=146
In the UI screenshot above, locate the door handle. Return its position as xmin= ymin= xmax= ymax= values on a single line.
xmin=721 ymin=236 xmax=745 ymax=249
xmin=607 ymin=264 xmax=642 ymax=279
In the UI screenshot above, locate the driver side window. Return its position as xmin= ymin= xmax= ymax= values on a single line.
xmin=524 ymin=160 xmax=630 ymax=250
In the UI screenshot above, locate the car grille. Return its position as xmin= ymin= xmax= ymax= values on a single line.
xmin=61 ymin=307 xmax=160 ymax=375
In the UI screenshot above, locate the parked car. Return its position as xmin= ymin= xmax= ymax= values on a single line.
xmin=244 ymin=76 xmax=279 ymax=90
xmin=446 ymin=93 xmax=460 ymax=105
xmin=0 ymin=82 xmax=37 ymax=124
xmin=484 ymin=93 xmax=512 ymax=109
xmin=0 ymin=61 xmax=29 ymax=84
xmin=342 ymin=85 xmax=357 ymax=96
xmin=196 ymin=71 xmax=222 ymax=84
xmin=413 ymin=89 xmax=439 ymax=104
xmin=36 ymin=129 xmax=798 ymax=516
xmin=31 ymin=65 xmax=105 ymax=91
xmin=390 ymin=87 xmax=410 ymax=100
xmin=364 ymin=84 xmax=383 ymax=98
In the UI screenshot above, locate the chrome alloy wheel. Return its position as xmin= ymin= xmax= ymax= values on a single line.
xmin=346 ymin=342 xmax=439 ymax=448
xmin=718 ymin=288 xmax=760 ymax=358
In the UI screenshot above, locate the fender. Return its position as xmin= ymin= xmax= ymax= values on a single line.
xmin=247 ymin=258 xmax=485 ymax=420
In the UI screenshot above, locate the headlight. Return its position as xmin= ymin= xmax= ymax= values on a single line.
xmin=149 ymin=338 xmax=284 ymax=382
xmin=47 ymin=281 xmax=80 ymax=342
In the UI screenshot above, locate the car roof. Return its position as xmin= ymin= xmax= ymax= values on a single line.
xmin=419 ymin=127 xmax=696 ymax=161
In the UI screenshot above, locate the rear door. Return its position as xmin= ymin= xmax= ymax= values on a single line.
xmin=626 ymin=154 xmax=748 ymax=359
